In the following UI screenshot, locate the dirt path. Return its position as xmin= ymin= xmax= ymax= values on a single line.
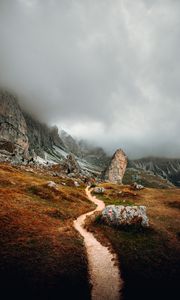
xmin=74 ymin=187 xmax=123 ymax=300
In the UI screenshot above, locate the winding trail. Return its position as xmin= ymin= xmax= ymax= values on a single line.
xmin=74 ymin=187 xmax=123 ymax=300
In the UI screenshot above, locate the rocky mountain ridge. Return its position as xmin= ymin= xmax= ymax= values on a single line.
xmin=1 ymin=90 xmax=179 ymax=186
xmin=128 ymin=157 xmax=180 ymax=187
xmin=0 ymin=91 xmax=109 ymax=176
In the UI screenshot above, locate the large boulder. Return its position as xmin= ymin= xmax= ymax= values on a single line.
xmin=103 ymin=149 xmax=127 ymax=184
xmin=102 ymin=205 xmax=149 ymax=227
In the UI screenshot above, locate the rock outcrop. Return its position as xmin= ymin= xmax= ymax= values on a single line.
xmin=131 ymin=182 xmax=144 ymax=190
xmin=23 ymin=112 xmax=64 ymax=158
xmin=64 ymin=153 xmax=80 ymax=175
xmin=103 ymin=149 xmax=127 ymax=184
xmin=102 ymin=205 xmax=149 ymax=227
xmin=93 ymin=187 xmax=105 ymax=194
xmin=0 ymin=91 xmax=29 ymax=157
xmin=60 ymin=130 xmax=82 ymax=157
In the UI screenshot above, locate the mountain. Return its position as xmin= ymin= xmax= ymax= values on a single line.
xmin=23 ymin=112 xmax=65 ymax=158
xmin=1 ymin=91 xmax=179 ymax=186
xmin=128 ymin=157 xmax=180 ymax=187
xmin=60 ymin=130 xmax=82 ymax=157
xmin=0 ymin=91 xmax=108 ymax=176
xmin=78 ymin=139 xmax=110 ymax=169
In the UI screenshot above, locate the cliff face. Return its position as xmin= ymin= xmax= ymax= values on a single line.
xmin=104 ymin=149 xmax=128 ymax=184
xmin=78 ymin=140 xmax=110 ymax=169
xmin=60 ymin=130 xmax=82 ymax=157
xmin=23 ymin=112 xmax=62 ymax=157
xmin=0 ymin=91 xmax=29 ymax=156
xmin=0 ymin=91 xmax=66 ymax=159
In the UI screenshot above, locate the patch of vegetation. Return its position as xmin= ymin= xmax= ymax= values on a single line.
xmin=45 ymin=208 xmax=68 ymax=220
xmin=92 ymin=184 xmax=138 ymax=206
xmin=0 ymin=163 xmax=93 ymax=300
xmin=89 ymin=184 xmax=180 ymax=300
xmin=166 ymin=200 xmax=180 ymax=209
xmin=97 ymin=193 xmax=134 ymax=206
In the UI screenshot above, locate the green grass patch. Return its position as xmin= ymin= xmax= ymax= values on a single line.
xmin=92 ymin=192 xmax=135 ymax=206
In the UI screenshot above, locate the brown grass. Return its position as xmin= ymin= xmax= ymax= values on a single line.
xmin=88 ymin=183 xmax=180 ymax=300
xmin=0 ymin=163 xmax=94 ymax=300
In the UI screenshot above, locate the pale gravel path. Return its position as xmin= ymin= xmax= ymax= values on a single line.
xmin=74 ymin=187 xmax=123 ymax=300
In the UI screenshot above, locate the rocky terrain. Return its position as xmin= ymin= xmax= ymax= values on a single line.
xmin=128 ymin=157 xmax=180 ymax=187
xmin=0 ymin=91 xmax=109 ymax=178
xmin=1 ymin=90 xmax=180 ymax=189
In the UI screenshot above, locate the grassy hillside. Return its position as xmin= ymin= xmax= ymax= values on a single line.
xmin=88 ymin=183 xmax=180 ymax=300
xmin=0 ymin=163 xmax=95 ymax=300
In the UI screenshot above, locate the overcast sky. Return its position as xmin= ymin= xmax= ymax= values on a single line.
xmin=0 ymin=0 xmax=180 ymax=158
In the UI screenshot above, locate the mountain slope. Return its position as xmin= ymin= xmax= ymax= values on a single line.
xmin=129 ymin=157 xmax=180 ymax=187
xmin=0 ymin=91 xmax=108 ymax=176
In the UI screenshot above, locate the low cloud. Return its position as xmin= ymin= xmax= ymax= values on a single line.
xmin=0 ymin=0 xmax=180 ymax=158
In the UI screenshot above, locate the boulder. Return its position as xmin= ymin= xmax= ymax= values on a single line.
xmin=93 ymin=187 xmax=105 ymax=194
xmin=132 ymin=182 xmax=144 ymax=190
xmin=47 ymin=181 xmax=57 ymax=188
xmin=74 ymin=181 xmax=80 ymax=187
xmin=102 ymin=205 xmax=149 ymax=227
xmin=103 ymin=149 xmax=127 ymax=184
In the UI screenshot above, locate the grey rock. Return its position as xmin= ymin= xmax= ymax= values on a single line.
xmin=47 ymin=181 xmax=57 ymax=188
xmin=103 ymin=149 xmax=128 ymax=184
xmin=102 ymin=205 xmax=149 ymax=227
xmin=93 ymin=187 xmax=105 ymax=194
xmin=64 ymin=153 xmax=80 ymax=175
xmin=132 ymin=182 xmax=144 ymax=190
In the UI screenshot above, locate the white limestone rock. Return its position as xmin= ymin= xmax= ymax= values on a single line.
xmin=102 ymin=205 xmax=149 ymax=227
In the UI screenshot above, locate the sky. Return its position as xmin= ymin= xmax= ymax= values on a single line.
xmin=0 ymin=0 xmax=180 ymax=158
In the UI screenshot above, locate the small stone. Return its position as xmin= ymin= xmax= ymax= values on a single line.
xmin=47 ymin=181 xmax=57 ymax=188
xmin=74 ymin=181 xmax=80 ymax=187
xmin=132 ymin=182 xmax=144 ymax=190
xmin=94 ymin=187 xmax=105 ymax=194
